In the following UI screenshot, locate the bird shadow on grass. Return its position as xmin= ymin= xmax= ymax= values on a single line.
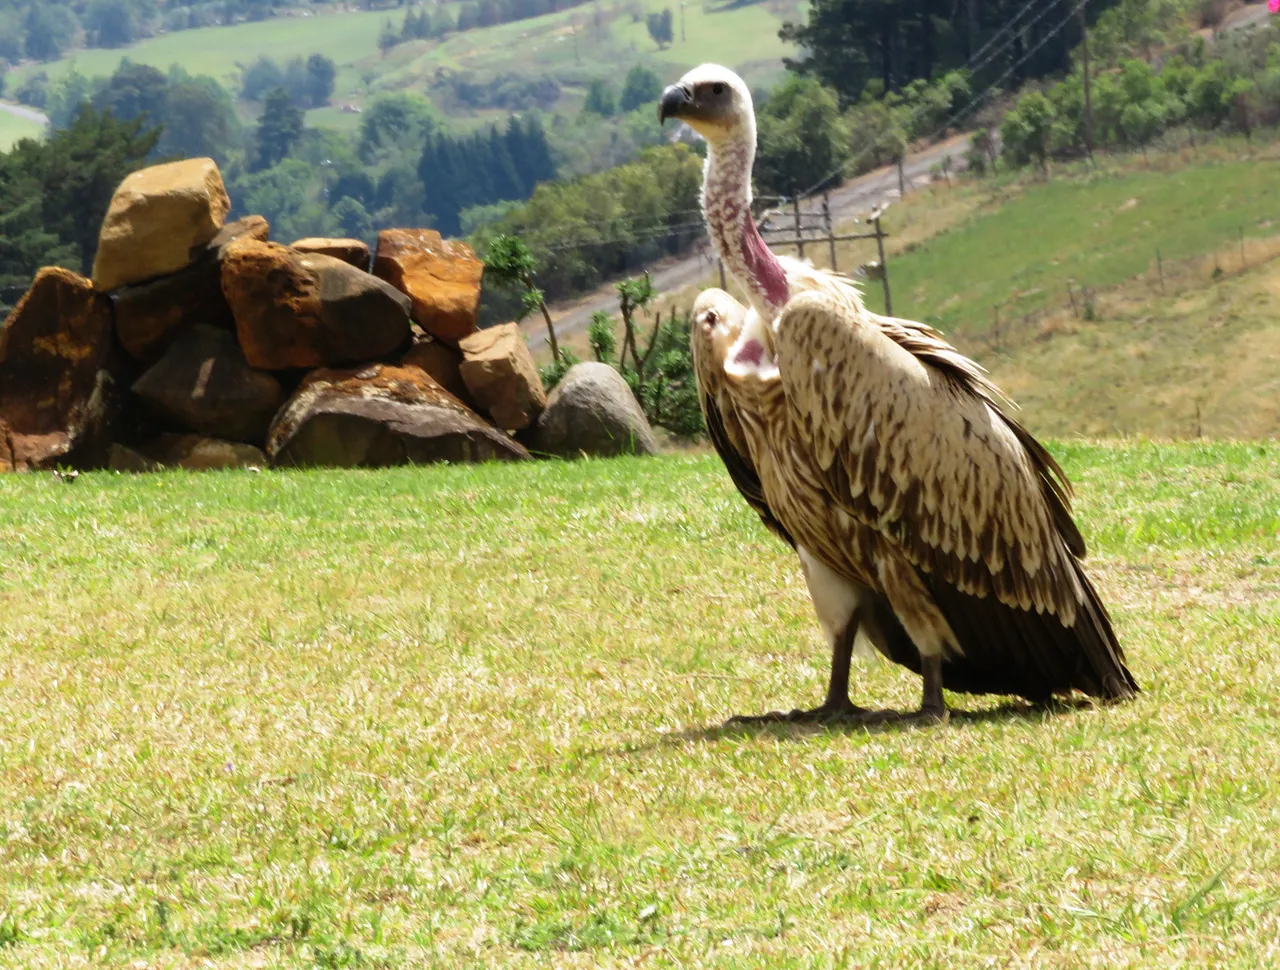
xmin=592 ymin=698 xmax=1097 ymax=760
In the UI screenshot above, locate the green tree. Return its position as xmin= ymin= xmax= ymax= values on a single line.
xmin=619 ymin=65 xmax=662 ymax=112
xmin=0 ymin=144 xmax=77 ymax=309
xmin=1000 ymin=91 xmax=1057 ymax=171
xmin=38 ymin=105 xmax=161 ymax=272
xmin=240 ymin=56 xmax=285 ymax=102
xmin=92 ymin=62 xmax=169 ymax=129
xmin=24 ymin=4 xmax=76 ymax=61
xmin=330 ymin=195 xmax=373 ymax=240
xmin=85 ymin=0 xmax=141 ymax=48
xmin=755 ymin=75 xmax=849 ymax=197
xmin=304 ymin=54 xmax=337 ymax=108
xmin=158 ymin=71 xmax=241 ymax=162
xmin=583 ymin=78 xmax=617 ymax=116
xmin=483 ymin=233 xmax=561 ymax=362
xmin=358 ymin=91 xmax=439 ymax=162
xmin=587 ymin=310 xmax=616 ymax=363
xmin=646 ymin=9 xmax=673 ymax=49
xmin=234 ymin=158 xmax=324 ymax=241
xmin=254 ymin=87 xmax=303 ymax=171
xmin=378 ymin=18 xmax=399 ymax=54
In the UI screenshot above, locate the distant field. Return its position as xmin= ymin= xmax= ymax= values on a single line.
xmin=1 ymin=444 xmax=1279 ymax=966
xmin=759 ymin=142 xmax=1280 ymax=439
xmin=0 ymin=105 xmax=45 ymax=148
xmin=8 ymin=0 xmax=801 ymax=125
xmin=858 ymin=149 xmax=1280 ymax=336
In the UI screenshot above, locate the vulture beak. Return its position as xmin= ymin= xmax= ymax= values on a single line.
xmin=659 ymin=84 xmax=691 ymax=124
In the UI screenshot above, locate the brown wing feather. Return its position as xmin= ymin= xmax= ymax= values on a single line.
xmin=773 ymin=287 xmax=1135 ymax=699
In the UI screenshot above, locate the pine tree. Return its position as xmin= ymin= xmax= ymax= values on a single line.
xmin=254 ymin=87 xmax=303 ymax=171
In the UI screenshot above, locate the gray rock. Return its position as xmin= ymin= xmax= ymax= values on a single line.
xmin=136 ymin=434 xmax=266 ymax=470
xmin=266 ymin=363 xmax=530 ymax=468
xmin=131 ymin=325 xmax=284 ymax=444
xmin=532 ymin=362 xmax=658 ymax=458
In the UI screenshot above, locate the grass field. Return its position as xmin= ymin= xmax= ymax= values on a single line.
xmin=0 ymin=106 xmax=46 ymax=149
xmin=850 ymin=146 xmax=1280 ymax=336
xmin=737 ymin=141 xmax=1280 ymax=439
xmin=2 ymin=443 xmax=1279 ymax=966
xmin=8 ymin=0 xmax=799 ymax=125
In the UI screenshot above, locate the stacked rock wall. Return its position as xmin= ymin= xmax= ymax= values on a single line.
xmin=0 ymin=157 xmax=554 ymax=472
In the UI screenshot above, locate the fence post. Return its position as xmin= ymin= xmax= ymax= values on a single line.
xmin=823 ymin=192 xmax=836 ymax=271
xmin=874 ymin=214 xmax=892 ymax=317
xmin=792 ymin=197 xmax=805 ymax=260
xmin=1240 ymin=226 xmax=1246 ymax=270
xmin=1156 ymin=249 xmax=1164 ymax=294
xmin=718 ymin=259 xmax=726 ymax=291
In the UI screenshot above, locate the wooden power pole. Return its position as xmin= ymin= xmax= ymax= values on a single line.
xmin=1079 ymin=0 xmax=1094 ymax=161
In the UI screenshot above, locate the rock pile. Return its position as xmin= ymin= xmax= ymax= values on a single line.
xmin=0 ymin=157 xmax=545 ymax=472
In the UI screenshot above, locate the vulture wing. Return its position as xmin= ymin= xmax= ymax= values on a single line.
xmin=773 ymin=286 xmax=1136 ymax=700
xmin=691 ymin=296 xmax=795 ymax=548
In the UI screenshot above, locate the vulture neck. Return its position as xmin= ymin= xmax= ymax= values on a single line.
xmin=702 ymin=130 xmax=789 ymax=318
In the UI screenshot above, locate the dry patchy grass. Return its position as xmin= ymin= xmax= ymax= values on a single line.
xmin=0 ymin=442 xmax=1278 ymax=967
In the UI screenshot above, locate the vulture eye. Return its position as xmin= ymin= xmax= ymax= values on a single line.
xmin=712 ymin=82 xmax=726 ymax=96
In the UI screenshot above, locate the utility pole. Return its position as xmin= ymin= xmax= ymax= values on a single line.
xmin=1079 ymin=0 xmax=1094 ymax=162
xmin=874 ymin=213 xmax=892 ymax=316
xmin=792 ymin=197 xmax=805 ymax=260
xmin=680 ymin=0 xmax=686 ymax=42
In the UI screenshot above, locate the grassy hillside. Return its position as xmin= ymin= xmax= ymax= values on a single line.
xmin=9 ymin=0 xmax=801 ymax=125
xmin=1 ymin=444 xmax=1278 ymax=966
xmin=0 ymin=107 xmax=45 ymax=149
xmin=771 ymin=142 xmax=1280 ymax=439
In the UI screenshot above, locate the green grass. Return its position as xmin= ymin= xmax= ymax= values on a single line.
xmin=2 ymin=443 xmax=1279 ymax=966
xmin=0 ymin=106 xmax=46 ymax=149
xmin=860 ymin=148 xmax=1280 ymax=337
xmin=10 ymin=0 xmax=800 ymax=125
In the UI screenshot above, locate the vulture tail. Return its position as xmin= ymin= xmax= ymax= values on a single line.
xmin=872 ymin=564 xmax=1138 ymax=704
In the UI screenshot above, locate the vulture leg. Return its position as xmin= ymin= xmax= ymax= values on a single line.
xmin=855 ymin=557 xmax=952 ymax=725
xmin=726 ymin=618 xmax=871 ymax=725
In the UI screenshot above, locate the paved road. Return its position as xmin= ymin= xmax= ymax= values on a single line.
xmin=0 ymin=100 xmax=49 ymax=126
xmin=525 ymin=132 xmax=973 ymax=352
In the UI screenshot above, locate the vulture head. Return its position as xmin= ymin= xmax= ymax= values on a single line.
xmin=693 ymin=288 xmax=777 ymax=384
xmin=659 ymin=64 xmax=754 ymax=146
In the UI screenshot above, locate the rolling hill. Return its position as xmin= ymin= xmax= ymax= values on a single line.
xmin=8 ymin=0 xmax=803 ymax=129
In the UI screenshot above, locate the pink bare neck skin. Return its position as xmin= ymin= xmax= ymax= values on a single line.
xmin=701 ymin=131 xmax=789 ymax=317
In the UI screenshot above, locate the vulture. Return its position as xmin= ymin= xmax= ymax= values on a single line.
xmin=658 ymin=64 xmax=1138 ymax=724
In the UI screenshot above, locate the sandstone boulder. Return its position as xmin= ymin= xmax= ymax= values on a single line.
xmin=222 ymin=240 xmax=411 ymax=370
xmin=533 ymin=362 xmax=658 ymax=458
xmin=458 ymin=323 xmax=546 ymax=431
xmin=113 ymin=216 xmax=270 ymax=362
xmin=0 ymin=268 xmax=120 ymax=471
xmin=136 ymin=433 xmax=266 ymax=470
xmin=372 ymin=229 xmax=483 ymax=344
xmin=93 ymin=158 xmax=231 ymax=292
xmin=401 ymin=336 xmax=476 ymax=409
xmin=131 ymin=325 xmax=284 ymax=443
xmin=267 ymin=364 xmax=529 ymax=468
xmin=291 ymin=237 xmax=370 ymax=270
xmin=108 ymin=443 xmax=162 ymax=473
